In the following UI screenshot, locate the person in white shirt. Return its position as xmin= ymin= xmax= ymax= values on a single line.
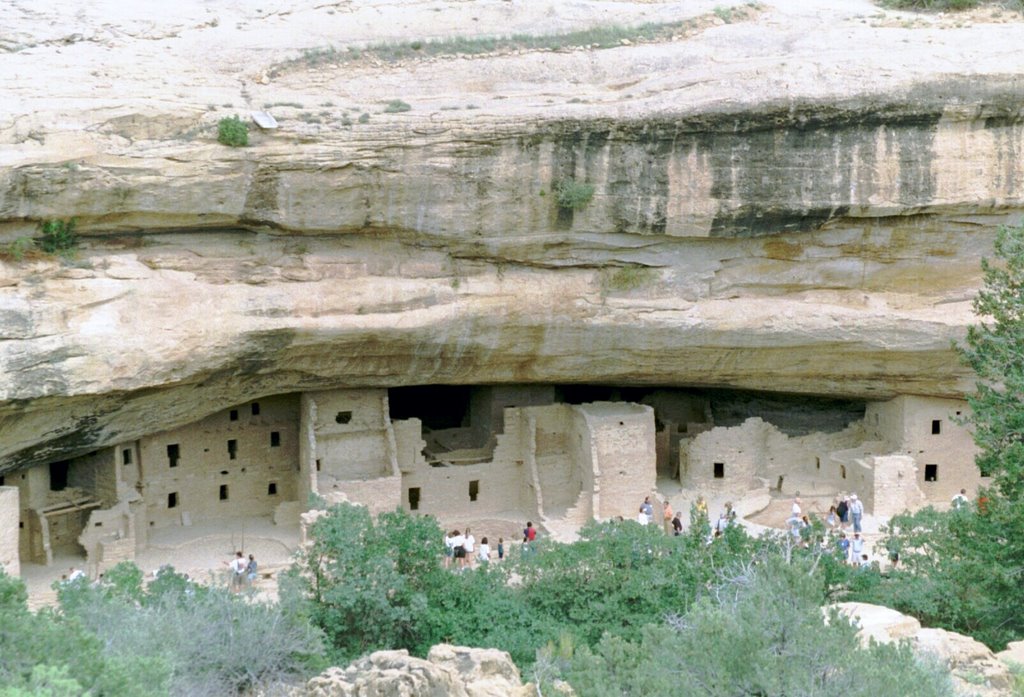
xmin=791 ymin=497 xmax=802 ymax=518
xmin=68 ymin=567 xmax=85 ymax=582
xmin=637 ymin=507 xmax=650 ymax=525
xmin=463 ymin=528 xmax=476 ymax=567
xmin=443 ymin=532 xmax=455 ymax=568
xmin=450 ymin=530 xmax=467 ymax=568
xmin=478 ymin=536 xmax=490 ymax=564
xmin=849 ymin=494 xmax=864 ymax=533
xmin=951 ymin=489 xmax=969 ymax=510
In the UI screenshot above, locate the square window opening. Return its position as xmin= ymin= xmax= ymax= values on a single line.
xmin=270 ymin=431 xmax=281 ymax=447
xmin=229 ymin=409 xmax=238 ymax=421
xmin=227 ymin=439 xmax=237 ymax=460
xmin=335 ymin=411 xmax=352 ymax=425
xmin=168 ymin=492 xmax=178 ymax=508
xmin=219 ymin=484 xmax=229 ymax=501
xmin=167 ymin=444 xmax=180 ymax=468
xmin=251 ymin=402 xmax=261 ymax=416
xmin=931 ymin=420 xmax=941 ymax=435
xmin=713 ymin=462 xmax=724 ymax=479
xmin=122 ymin=449 xmax=132 ymax=465
xmin=925 ymin=464 xmax=938 ymax=482
xmin=49 ymin=461 xmax=69 ymax=491
xmin=267 ymin=482 xmax=277 ymax=496
xmin=408 ymin=487 xmax=421 ymax=511
xmin=469 ymin=480 xmax=480 ymax=502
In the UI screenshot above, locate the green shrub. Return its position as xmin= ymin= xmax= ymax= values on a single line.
xmin=216 ymin=116 xmax=248 ymax=147
xmin=554 ymin=179 xmax=595 ymax=210
xmin=357 ymin=112 xmax=370 ymax=124
xmin=383 ymin=99 xmax=412 ymax=113
xmin=38 ymin=219 xmax=77 ymax=255
xmin=0 ymin=237 xmax=37 ymax=262
xmin=603 ymin=266 xmax=656 ymax=292
xmin=563 ymin=557 xmax=955 ymax=697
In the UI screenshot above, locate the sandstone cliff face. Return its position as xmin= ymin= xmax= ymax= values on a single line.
xmin=0 ymin=0 xmax=1022 ymax=470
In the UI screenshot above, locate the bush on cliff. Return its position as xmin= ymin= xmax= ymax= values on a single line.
xmin=216 ymin=115 xmax=248 ymax=146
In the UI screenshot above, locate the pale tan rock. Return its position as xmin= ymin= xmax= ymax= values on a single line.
xmin=303 ymin=651 xmax=467 ymax=697
xmin=1 ymin=0 xmax=1023 ymax=469
xmin=996 ymin=640 xmax=1024 ymax=669
xmin=832 ymin=602 xmax=1013 ymax=696
xmin=914 ymin=627 xmax=1012 ymax=695
xmin=426 ymin=644 xmax=529 ymax=697
xmin=300 ymin=645 xmax=534 ymax=697
xmin=832 ymin=601 xmax=922 ymax=643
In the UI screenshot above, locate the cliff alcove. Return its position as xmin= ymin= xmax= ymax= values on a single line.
xmin=0 ymin=0 xmax=1022 ymax=582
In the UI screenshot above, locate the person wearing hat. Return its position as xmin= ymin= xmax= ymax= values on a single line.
xmin=849 ymin=494 xmax=864 ymax=533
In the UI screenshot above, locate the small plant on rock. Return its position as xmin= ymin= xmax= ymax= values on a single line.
xmin=383 ymin=99 xmax=412 ymax=113
xmin=217 ymin=115 xmax=248 ymax=147
xmin=555 ymin=179 xmax=595 ymax=210
xmin=0 ymin=236 xmax=38 ymax=262
xmin=39 ymin=218 xmax=78 ymax=255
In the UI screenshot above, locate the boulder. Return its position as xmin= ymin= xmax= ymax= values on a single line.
xmin=914 ymin=628 xmax=1012 ymax=694
xmin=832 ymin=602 xmax=1013 ymax=696
xmin=301 ymin=645 xmax=535 ymax=697
xmin=996 ymin=640 xmax=1024 ymax=669
xmin=426 ymin=645 xmax=526 ymax=697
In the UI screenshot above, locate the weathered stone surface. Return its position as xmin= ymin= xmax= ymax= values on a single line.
xmin=996 ymin=640 xmax=1024 ymax=669
xmin=425 ymin=644 xmax=527 ymax=697
xmin=0 ymin=0 xmax=1022 ymax=469
xmin=834 ymin=602 xmax=1014 ymax=696
xmin=300 ymin=645 xmax=533 ymax=697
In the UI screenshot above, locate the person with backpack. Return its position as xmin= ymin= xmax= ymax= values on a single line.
xmin=836 ymin=496 xmax=850 ymax=530
xmin=524 ymin=515 xmax=540 ymax=544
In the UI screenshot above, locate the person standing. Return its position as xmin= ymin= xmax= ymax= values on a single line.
xmin=849 ymin=494 xmax=864 ymax=533
xmin=450 ymin=530 xmax=467 ymax=568
xmin=463 ymin=528 xmax=476 ymax=568
xmin=836 ymin=496 xmax=850 ymax=530
xmin=497 ymin=537 xmax=505 ymax=561
xmin=637 ymin=506 xmax=650 ymax=525
xmin=641 ymin=496 xmax=654 ymax=520
xmin=951 ymin=489 xmax=969 ymax=509
xmin=662 ymin=501 xmax=674 ymax=535
xmin=791 ymin=497 xmax=802 ymax=518
xmin=523 ymin=521 xmax=536 ymax=542
xmin=226 ymin=551 xmax=246 ymax=592
xmin=443 ymin=531 xmax=455 ymax=568
xmin=837 ymin=532 xmax=850 ymax=563
xmin=246 ymin=554 xmax=258 ymax=587
xmin=478 ymin=537 xmax=490 ymax=564
xmin=824 ymin=505 xmax=836 ymax=530
xmin=671 ymin=511 xmax=683 ymax=536
xmin=850 ymin=532 xmax=865 ymax=564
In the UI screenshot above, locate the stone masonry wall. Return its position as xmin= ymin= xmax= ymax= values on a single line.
xmin=0 ymin=487 xmax=19 ymax=577
xmin=138 ymin=395 xmax=299 ymax=529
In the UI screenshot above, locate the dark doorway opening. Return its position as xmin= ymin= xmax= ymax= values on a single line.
xmin=49 ymin=461 xmax=70 ymax=491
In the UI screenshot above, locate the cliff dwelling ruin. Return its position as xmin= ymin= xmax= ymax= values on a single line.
xmin=1 ymin=0 xmax=1019 ymax=594
xmin=0 ymin=384 xmax=986 ymax=580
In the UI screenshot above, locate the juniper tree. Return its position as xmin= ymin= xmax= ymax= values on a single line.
xmin=959 ymin=222 xmax=1024 ymax=498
